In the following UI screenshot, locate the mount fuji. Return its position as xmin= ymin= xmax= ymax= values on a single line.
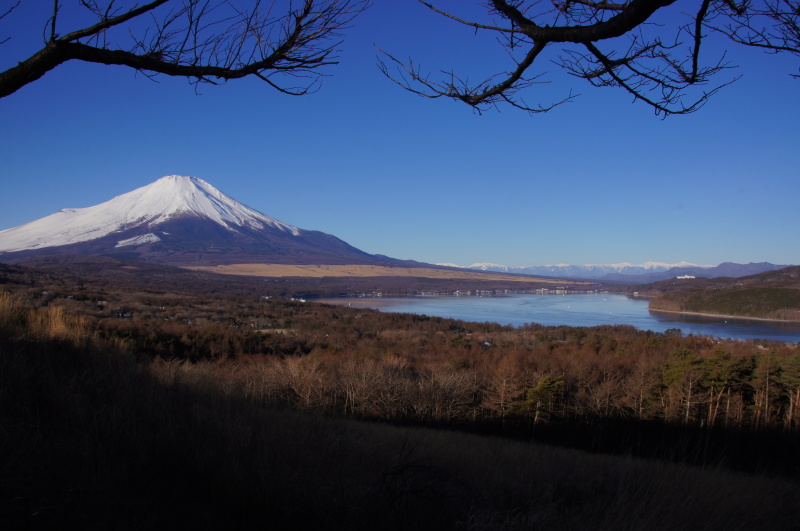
xmin=0 ymin=175 xmax=388 ymax=266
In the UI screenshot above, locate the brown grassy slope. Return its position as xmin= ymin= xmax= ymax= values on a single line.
xmin=186 ymin=263 xmax=588 ymax=283
xmin=6 ymin=258 xmax=600 ymax=298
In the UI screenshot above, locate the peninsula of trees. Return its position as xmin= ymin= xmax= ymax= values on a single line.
xmin=645 ymin=266 xmax=800 ymax=322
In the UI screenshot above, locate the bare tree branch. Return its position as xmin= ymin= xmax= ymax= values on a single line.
xmin=59 ymin=1 xmax=171 ymax=43
xmin=555 ymin=0 xmax=629 ymax=13
xmin=378 ymin=39 xmax=574 ymax=114
xmin=379 ymin=0 xmax=797 ymax=116
xmin=0 ymin=1 xmax=20 ymax=46
xmin=0 ymin=0 xmax=368 ymax=99
xmin=717 ymin=0 xmax=800 ymax=62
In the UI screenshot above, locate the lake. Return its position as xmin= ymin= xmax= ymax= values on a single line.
xmin=326 ymin=293 xmax=800 ymax=343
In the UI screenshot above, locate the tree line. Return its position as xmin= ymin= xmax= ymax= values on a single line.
xmin=650 ymin=287 xmax=800 ymax=321
xmin=135 ymin=311 xmax=800 ymax=432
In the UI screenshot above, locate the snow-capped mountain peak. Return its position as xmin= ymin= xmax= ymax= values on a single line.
xmin=436 ymin=260 xmax=793 ymax=281
xmin=0 ymin=175 xmax=382 ymax=266
xmin=0 ymin=175 xmax=300 ymax=252
xmin=437 ymin=261 xmax=716 ymax=280
xmin=118 ymin=175 xmax=300 ymax=235
xmin=467 ymin=262 xmax=509 ymax=271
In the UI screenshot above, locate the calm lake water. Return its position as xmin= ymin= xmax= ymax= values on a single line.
xmin=334 ymin=293 xmax=800 ymax=343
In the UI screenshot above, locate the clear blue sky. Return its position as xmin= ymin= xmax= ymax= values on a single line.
xmin=1 ymin=2 xmax=798 ymax=267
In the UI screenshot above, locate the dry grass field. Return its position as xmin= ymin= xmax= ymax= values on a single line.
xmin=186 ymin=263 xmax=583 ymax=284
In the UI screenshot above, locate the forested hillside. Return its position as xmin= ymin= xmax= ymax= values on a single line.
xmin=646 ymin=266 xmax=800 ymax=321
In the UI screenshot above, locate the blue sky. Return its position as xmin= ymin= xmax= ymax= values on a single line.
xmin=1 ymin=1 xmax=798 ymax=267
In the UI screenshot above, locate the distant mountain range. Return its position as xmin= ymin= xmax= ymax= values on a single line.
xmin=0 ymin=175 xmax=400 ymax=266
xmin=438 ymin=261 xmax=794 ymax=282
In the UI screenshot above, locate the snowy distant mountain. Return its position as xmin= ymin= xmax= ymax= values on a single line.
xmin=438 ymin=261 xmax=709 ymax=279
xmin=0 ymin=175 xmax=386 ymax=266
xmin=437 ymin=261 xmax=792 ymax=281
xmin=460 ymin=263 xmax=511 ymax=272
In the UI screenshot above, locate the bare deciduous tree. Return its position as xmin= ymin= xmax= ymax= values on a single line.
xmin=720 ymin=0 xmax=800 ymax=65
xmin=378 ymin=0 xmax=799 ymax=116
xmin=0 ymin=0 xmax=367 ymax=99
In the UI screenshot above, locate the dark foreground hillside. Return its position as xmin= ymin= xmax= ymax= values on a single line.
xmin=2 ymin=262 xmax=800 ymax=529
xmin=2 ymin=294 xmax=799 ymax=530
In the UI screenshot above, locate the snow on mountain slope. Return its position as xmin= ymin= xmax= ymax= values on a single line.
xmin=437 ymin=261 xmax=713 ymax=278
xmin=436 ymin=261 xmax=794 ymax=281
xmin=467 ymin=263 xmax=510 ymax=272
xmin=114 ymin=233 xmax=162 ymax=248
xmin=575 ymin=261 xmax=701 ymax=271
xmin=0 ymin=175 xmax=300 ymax=252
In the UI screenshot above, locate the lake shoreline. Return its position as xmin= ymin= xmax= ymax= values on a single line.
xmin=648 ymin=308 xmax=800 ymax=324
xmin=319 ymin=294 xmax=800 ymax=342
xmin=316 ymin=298 xmax=415 ymax=308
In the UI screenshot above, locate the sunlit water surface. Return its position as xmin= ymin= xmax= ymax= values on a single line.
xmin=338 ymin=293 xmax=800 ymax=343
